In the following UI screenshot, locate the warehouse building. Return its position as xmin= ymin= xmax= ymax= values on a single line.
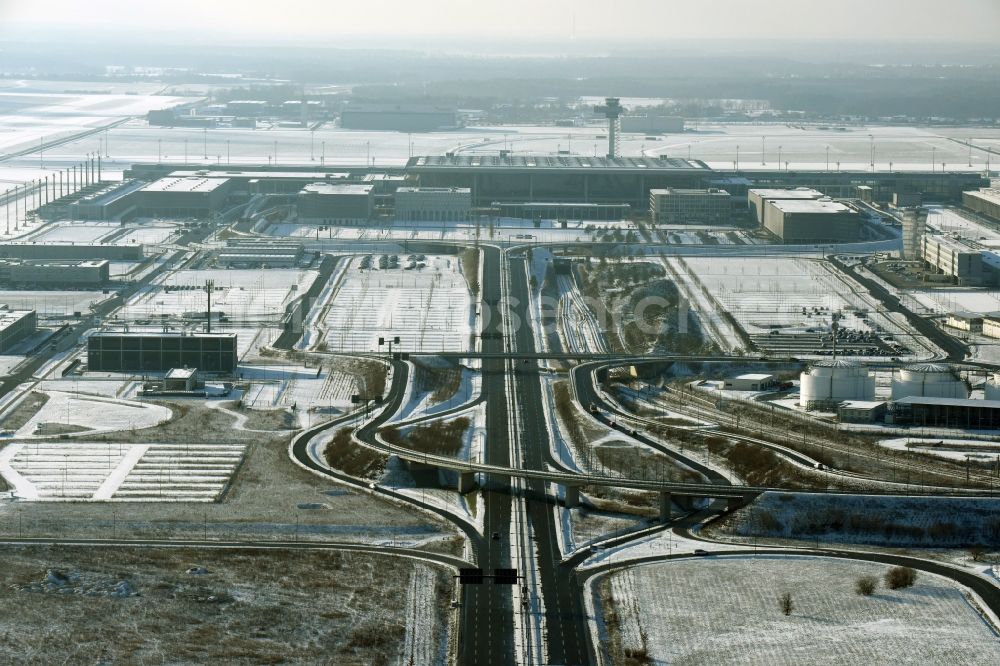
xmin=297 ymin=183 xmax=374 ymax=225
xmin=407 ymin=154 xmax=710 ymax=211
xmin=394 ymin=187 xmax=471 ymax=222
xmin=887 ymin=396 xmax=1000 ymax=429
xmin=0 ymin=259 xmax=110 ymax=287
xmin=0 ymin=243 xmax=142 ymax=261
xmin=137 ymin=176 xmax=232 ymax=217
xmin=964 ymin=188 xmax=1000 ymax=223
xmin=920 ymin=234 xmax=984 ymax=286
xmin=340 ymin=105 xmax=456 ymax=131
xmin=87 ymin=331 xmax=238 ymax=373
xmin=0 ymin=307 xmax=36 ymax=353
xmin=218 ymin=238 xmax=304 ymax=268
xmin=649 ymin=187 xmax=732 ymax=225
xmin=763 ymin=198 xmax=862 ymax=243
xmin=70 ymin=180 xmax=145 ymax=220
xmin=723 ymin=373 xmax=777 ymax=391
xmin=747 ymin=187 xmax=825 ymax=224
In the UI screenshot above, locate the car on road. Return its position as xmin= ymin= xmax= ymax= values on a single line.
xmin=491 ymin=531 xmax=500 ymax=540
xmin=693 ymin=548 xmax=710 ymax=556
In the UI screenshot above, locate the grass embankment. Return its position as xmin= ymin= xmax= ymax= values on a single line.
xmin=323 ymin=428 xmax=388 ymax=479
xmin=461 ymin=248 xmax=480 ymax=296
xmin=382 ymin=417 xmax=471 ymax=457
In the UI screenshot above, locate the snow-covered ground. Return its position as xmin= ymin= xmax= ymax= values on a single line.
xmin=12 ymin=389 xmax=172 ymax=437
xmin=675 ymin=256 xmax=935 ymax=359
xmin=596 ymin=555 xmax=1000 ymax=665
xmin=879 ymin=436 xmax=1000 ymax=462
xmin=0 ymin=290 xmax=112 ymax=316
xmin=0 ymin=440 xmax=245 ymax=502
xmin=123 ymin=268 xmax=318 ymax=321
xmin=239 ymin=363 xmax=357 ymax=422
xmin=321 ymin=255 xmax=474 ymax=353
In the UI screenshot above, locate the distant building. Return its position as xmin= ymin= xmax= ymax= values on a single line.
xmin=920 ymin=234 xmax=984 ymax=286
xmin=620 ymin=114 xmax=684 ymax=134
xmin=900 ymin=207 xmax=928 ymax=260
xmin=856 ymin=185 xmax=874 ymax=204
xmin=87 ymin=332 xmax=238 ymax=373
xmin=762 ymin=198 xmax=862 ymax=243
xmin=887 ymin=396 xmax=1000 ymax=429
xmin=983 ymin=315 xmax=1000 ymax=340
xmin=964 ymin=188 xmax=1000 ymax=223
xmin=394 ymin=187 xmax=471 ymax=222
xmin=723 ymin=373 xmax=777 ymax=391
xmin=218 ymin=238 xmax=303 ymax=268
xmin=945 ymin=312 xmax=983 ymax=332
xmin=340 ymin=105 xmax=456 ymax=132
xmin=649 ymin=188 xmax=732 ymax=225
xmin=138 ymin=176 xmax=232 ymax=218
xmin=493 ymin=202 xmax=630 ymax=222
xmin=0 ymin=259 xmax=110 ymax=287
xmin=892 ymin=192 xmax=923 ymax=208
xmin=0 ymin=307 xmax=36 ymax=353
xmin=297 ymin=183 xmax=374 ymax=225
xmin=70 ymin=180 xmax=145 ymax=220
xmin=163 ymin=367 xmax=198 ymax=391
xmin=747 ymin=187 xmax=825 ymax=224
xmin=0 ymin=243 xmax=142 ymax=261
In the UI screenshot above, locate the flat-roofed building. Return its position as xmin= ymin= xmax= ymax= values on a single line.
xmin=70 ymin=180 xmax=145 ymax=220
xmin=138 ymin=176 xmax=231 ymax=217
xmin=723 ymin=373 xmax=777 ymax=391
xmin=297 ymin=183 xmax=374 ymax=225
xmin=921 ymin=234 xmax=984 ymax=286
xmin=0 ymin=307 xmax=36 ymax=353
xmin=394 ymin=187 xmax=471 ymax=222
xmin=747 ymin=187 xmax=825 ymax=224
xmin=887 ymin=396 xmax=1000 ymax=428
xmin=649 ymin=187 xmax=732 ymax=225
xmin=0 ymin=259 xmax=110 ymax=287
xmin=983 ymin=315 xmax=1000 ymax=339
xmin=620 ymin=114 xmax=684 ymax=133
xmin=763 ymin=198 xmax=862 ymax=243
xmin=340 ymin=105 xmax=456 ymax=131
xmin=219 ymin=238 xmax=304 ymax=268
xmin=87 ymin=331 xmax=238 ymax=373
xmin=838 ymin=400 xmax=887 ymax=423
xmin=0 ymin=243 xmax=142 ymax=261
xmin=946 ymin=311 xmax=983 ymax=332
xmin=964 ymin=188 xmax=1000 ymax=222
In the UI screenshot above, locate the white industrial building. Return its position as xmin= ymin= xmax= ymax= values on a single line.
xmin=724 ymin=373 xmax=777 ymax=391
xmin=921 ymin=234 xmax=984 ymax=286
xmin=394 ymin=187 xmax=472 ymax=222
xmin=890 ymin=363 xmax=969 ymax=401
xmin=297 ymin=183 xmax=374 ymax=225
xmin=0 ymin=307 xmax=37 ymax=353
xmin=799 ymin=359 xmax=875 ymax=409
xmin=747 ymin=187 xmax=825 ymax=224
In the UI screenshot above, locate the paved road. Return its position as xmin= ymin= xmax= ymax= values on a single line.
xmin=506 ymin=253 xmax=591 ymax=665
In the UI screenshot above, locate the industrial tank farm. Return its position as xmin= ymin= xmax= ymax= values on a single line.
xmin=799 ymin=359 xmax=876 ymax=408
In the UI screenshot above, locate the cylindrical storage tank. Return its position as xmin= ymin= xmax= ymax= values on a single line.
xmin=890 ymin=363 xmax=968 ymax=400
xmin=799 ymin=359 xmax=875 ymax=408
xmin=984 ymin=374 xmax=1000 ymax=401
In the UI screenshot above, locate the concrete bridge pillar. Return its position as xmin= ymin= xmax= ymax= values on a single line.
xmin=458 ymin=471 xmax=476 ymax=494
xmin=659 ymin=492 xmax=672 ymax=522
xmin=564 ymin=485 xmax=581 ymax=508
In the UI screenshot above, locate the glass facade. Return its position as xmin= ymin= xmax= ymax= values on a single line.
xmin=87 ymin=333 xmax=238 ymax=373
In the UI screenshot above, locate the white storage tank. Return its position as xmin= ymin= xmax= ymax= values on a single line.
xmin=799 ymin=359 xmax=875 ymax=408
xmin=983 ymin=374 xmax=1000 ymax=401
xmin=890 ymin=363 xmax=968 ymax=400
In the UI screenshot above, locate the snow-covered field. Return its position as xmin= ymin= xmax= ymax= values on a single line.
xmin=0 ymin=440 xmax=245 ymax=501
xmin=12 ymin=390 xmax=171 ymax=437
xmin=240 ymin=363 xmax=357 ymax=416
xmin=599 ymin=556 xmax=1000 ymax=665
xmin=0 ymin=290 xmax=111 ymax=316
xmin=321 ymin=255 xmax=473 ymax=353
xmin=879 ymin=436 xmax=1000 ymax=462
xmin=123 ymin=268 xmax=318 ymax=321
xmin=674 ymin=256 xmax=933 ymax=358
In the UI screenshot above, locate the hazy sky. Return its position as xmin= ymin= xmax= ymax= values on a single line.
xmin=1 ymin=0 xmax=998 ymax=45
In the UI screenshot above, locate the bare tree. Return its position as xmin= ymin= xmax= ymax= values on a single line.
xmin=779 ymin=591 xmax=794 ymax=616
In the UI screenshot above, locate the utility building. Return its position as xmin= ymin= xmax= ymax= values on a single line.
xmin=394 ymin=187 xmax=471 ymax=222
xmin=87 ymin=332 xmax=238 ymax=373
xmin=649 ymin=188 xmax=732 ymax=225
xmin=297 ymin=183 xmax=374 ymax=225
xmin=964 ymin=188 xmax=1000 ymax=223
xmin=0 ymin=307 xmax=36 ymax=353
